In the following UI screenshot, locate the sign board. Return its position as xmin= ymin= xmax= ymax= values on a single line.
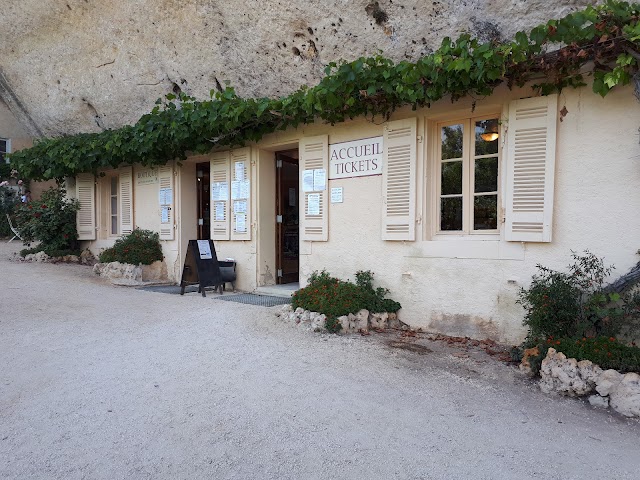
xmin=330 ymin=187 xmax=343 ymax=203
xmin=136 ymin=168 xmax=159 ymax=186
xmin=180 ymin=240 xmax=223 ymax=297
xmin=329 ymin=136 xmax=383 ymax=180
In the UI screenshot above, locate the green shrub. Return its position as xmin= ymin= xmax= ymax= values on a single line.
xmin=292 ymin=270 xmax=401 ymax=333
xmin=99 ymin=228 xmax=163 ymax=265
xmin=13 ymin=187 xmax=79 ymax=254
xmin=517 ymin=251 xmax=630 ymax=341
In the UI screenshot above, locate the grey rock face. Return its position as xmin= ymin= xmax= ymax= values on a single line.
xmin=0 ymin=1 xmax=594 ymax=137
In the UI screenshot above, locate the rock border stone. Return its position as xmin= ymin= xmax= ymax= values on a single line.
xmin=93 ymin=260 xmax=168 ymax=286
xmin=537 ymin=347 xmax=640 ymax=418
xmin=276 ymin=305 xmax=407 ymax=334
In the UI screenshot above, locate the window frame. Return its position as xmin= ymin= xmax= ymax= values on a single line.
xmin=431 ymin=113 xmax=502 ymax=238
xmin=0 ymin=138 xmax=11 ymax=164
xmin=107 ymin=174 xmax=119 ymax=237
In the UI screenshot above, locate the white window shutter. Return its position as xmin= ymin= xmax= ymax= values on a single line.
xmin=382 ymin=117 xmax=417 ymax=241
xmin=210 ymin=151 xmax=230 ymax=240
xmin=230 ymin=147 xmax=252 ymax=241
xmin=505 ymin=94 xmax=558 ymax=242
xmin=300 ymin=135 xmax=329 ymax=242
xmin=158 ymin=163 xmax=175 ymax=240
xmin=76 ymin=173 xmax=96 ymax=240
xmin=118 ymin=166 xmax=134 ymax=235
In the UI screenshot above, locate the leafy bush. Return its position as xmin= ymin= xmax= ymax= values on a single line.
xmin=292 ymin=270 xmax=401 ymax=332
xmin=14 ymin=187 xmax=80 ymax=256
xmin=98 ymin=228 xmax=163 ymax=265
xmin=517 ymin=251 xmax=631 ymax=341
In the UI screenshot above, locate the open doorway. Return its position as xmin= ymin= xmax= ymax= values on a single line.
xmin=275 ymin=150 xmax=299 ymax=284
xmin=196 ymin=162 xmax=210 ymax=240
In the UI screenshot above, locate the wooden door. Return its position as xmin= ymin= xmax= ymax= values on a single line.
xmin=276 ymin=154 xmax=299 ymax=284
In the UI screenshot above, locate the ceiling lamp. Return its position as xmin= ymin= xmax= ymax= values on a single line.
xmin=480 ymin=121 xmax=499 ymax=142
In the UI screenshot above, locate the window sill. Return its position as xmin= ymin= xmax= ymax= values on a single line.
xmin=406 ymin=235 xmax=524 ymax=260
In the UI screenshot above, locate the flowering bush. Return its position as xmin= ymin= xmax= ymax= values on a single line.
xmin=292 ymin=270 xmax=401 ymax=333
xmin=0 ymin=185 xmax=20 ymax=238
xmin=98 ymin=228 xmax=163 ymax=265
xmin=14 ymin=186 xmax=80 ymax=256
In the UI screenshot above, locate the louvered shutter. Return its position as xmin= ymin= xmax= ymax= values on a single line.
xmin=158 ymin=163 xmax=174 ymax=240
xmin=118 ymin=166 xmax=134 ymax=235
xmin=382 ymin=117 xmax=417 ymax=241
xmin=300 ymin=135 xmax=329 ymax=242
xmin=76 ymin=173 xmax=96 ymax=240
xmin=505 ymin=94 xmax=558 ymax=242
xmin=210 ymin=151 xmax=231 ymax=240
xmin=230 ymin=147 xmax=252 ymax=241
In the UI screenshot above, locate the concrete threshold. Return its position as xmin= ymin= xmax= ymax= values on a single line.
xmin=254 ymin=282 xmax=299 ymax=298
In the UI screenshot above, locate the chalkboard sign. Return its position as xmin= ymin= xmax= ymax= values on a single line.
xmin=180 ymin=240 xmax=223 ymax=297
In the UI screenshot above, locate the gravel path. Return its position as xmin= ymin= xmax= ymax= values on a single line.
xmin=1 ymin=241 xmax=639 ymax=480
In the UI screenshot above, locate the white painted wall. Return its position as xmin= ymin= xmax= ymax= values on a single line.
xmin=82 ymin=83 xmax=640 ymax=343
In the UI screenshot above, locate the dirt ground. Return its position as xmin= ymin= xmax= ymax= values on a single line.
xmin=1 ymin=241 xmax=639 ymax=480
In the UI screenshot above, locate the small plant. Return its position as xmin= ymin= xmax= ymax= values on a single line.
xmin=99 ymin=228 xmax=163 ymax=265
xmin=292 ymin=270 xmax=401 ymax=333
xmin=14 ymin=186 xmax=80 ymax=256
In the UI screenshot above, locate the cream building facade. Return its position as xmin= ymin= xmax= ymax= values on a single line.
xmin=74 ymin=83 xmax=640 ymax=343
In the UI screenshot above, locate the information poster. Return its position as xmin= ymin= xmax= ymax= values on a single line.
xmin=212 ymin=182 xmax=229 ymax=201
xmin=239 ymin=180 xmax=250 ymax=199
xmin=161 ymin=206 xmax=170 ymax=223
xmin=159 ymin=188 xmax=173 ymax=205
xmin=214 ymin=202 xmax=226 ymax=221
xmin=231 ymin=181 xmax=241 ymax=200
xmin=313 ymin=169 xmax=326 ymax=191
xmin=330 ymin=187 xmax=343 ymax=203
xmin=302 ymin=170 xmax=314 ymax=192
xmin=307 ymin=193 xmax=320 ymax=215
xmin=235 ymin=213 xmax=247 ymax=233
xmin=234 ymin=200 xmax=247 ymax=213
xmin=235 ymin=161 xmax=245 ymax=181
xmin=197 ymin=239 xmax=213 ymax=259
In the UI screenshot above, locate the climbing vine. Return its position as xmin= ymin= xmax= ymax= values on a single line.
xmin=9 ymin=1 xmax=640 ymax=181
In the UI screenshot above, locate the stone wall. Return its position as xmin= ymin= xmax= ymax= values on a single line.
xmin=0 ymin=0 xmax=596 ymax=137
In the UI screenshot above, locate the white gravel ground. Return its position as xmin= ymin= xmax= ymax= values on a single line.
xmin=1 ymin=241 xmax=639 ymax=480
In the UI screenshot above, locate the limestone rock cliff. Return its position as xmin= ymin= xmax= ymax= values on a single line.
xmin=0 ymin=0 xmax=597 ymax=137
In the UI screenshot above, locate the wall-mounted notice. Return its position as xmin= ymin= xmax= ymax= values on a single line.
xmin=136 ymin=168 xmax=159 ymax=186
xmin=231 ymin=180 xmax=250 ymax=200
xmin=307 ymin=193 xmax=320 ymax=215
xmin=160 ymin=206 xmax=170 ymax=223
xmin=330 ymin=187 xmax=343 ymax=203
xmin=235 ymin=213 xmax=247 ymax=233
xmin=235 ymin=161 xmax=245 ymax=181
xmin=197 ymin=239 xmax=213 ymax=259
xmin=313 ymin=169 xmax=326 ymax=191
xmin=159 ymin=188 xmax=173 ymax=205
xmin=214 ymin=202 xmax=226 ymax=221
xmin=233 ymin=200 xmax=247 ymax=214
xmin=329 ymin=136 xmax=383 ymax=179
xmin=302 ymin=170 xmax=314 ymax=192
xmin=212 ymin=182 xmax=229 ymax=201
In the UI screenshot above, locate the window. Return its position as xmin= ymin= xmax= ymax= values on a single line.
xmin=437 ymin=116 xmax=500 ymax=234
xmin=109 ymin=176 xmax=118 ymax=235
xmin=0 ymin=138 xmax=10 ymax=164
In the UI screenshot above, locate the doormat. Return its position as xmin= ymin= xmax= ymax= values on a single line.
xmin=213 ymin=293 xmax=291 ymax=307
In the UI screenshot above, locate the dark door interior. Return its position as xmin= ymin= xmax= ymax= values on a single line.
xmin=196 ymin=162 xmax=210 ymax=240
xmin=276 ymin=152 xmax=299 ymax=284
